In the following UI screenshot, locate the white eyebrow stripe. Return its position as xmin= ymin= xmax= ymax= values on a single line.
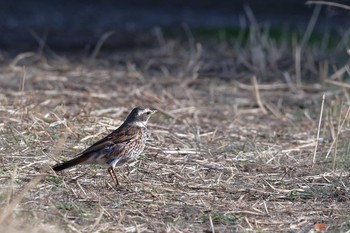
xmin=137 ymin=108 xmax=150 ymax=116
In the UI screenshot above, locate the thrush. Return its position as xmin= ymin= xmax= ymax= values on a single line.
xmin=52 ymin=107 xmax=157 ymax=186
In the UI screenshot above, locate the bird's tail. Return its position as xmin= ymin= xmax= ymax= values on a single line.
xmin=52 ymin=155 xmax=88 ymax=172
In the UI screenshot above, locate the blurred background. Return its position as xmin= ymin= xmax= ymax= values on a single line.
xmin=1 ymin=0 xmax=349 ymax=53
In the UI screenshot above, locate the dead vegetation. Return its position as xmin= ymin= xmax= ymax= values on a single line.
xmin=1 ymin=22 xmax=350 ymax=232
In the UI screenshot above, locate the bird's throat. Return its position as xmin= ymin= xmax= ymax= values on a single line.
xmin=132 ymin=121 xmax=147 ymax=128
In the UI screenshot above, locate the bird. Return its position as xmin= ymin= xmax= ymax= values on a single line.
xmin=52 ymin=107 xmax=157 ymax=186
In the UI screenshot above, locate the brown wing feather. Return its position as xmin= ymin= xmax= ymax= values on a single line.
xmin=52 ymin=124 xmax=141 ymax=171
xmin=79 ymin=124 xmax=138 ymax=156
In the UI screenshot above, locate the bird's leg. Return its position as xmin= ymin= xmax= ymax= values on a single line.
xmin=107 ymin=167 xmax=119 ymax=187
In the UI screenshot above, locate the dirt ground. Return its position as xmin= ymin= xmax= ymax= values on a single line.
xmin=0 ymin=32 xmax=350 ymax=232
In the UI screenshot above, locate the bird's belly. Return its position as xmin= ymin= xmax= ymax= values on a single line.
xmin=110 ymin=142 xmax=145 ymax=167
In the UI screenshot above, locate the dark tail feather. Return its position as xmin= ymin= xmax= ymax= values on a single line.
xmin=52 ymin=155 xmax=88 ymax=172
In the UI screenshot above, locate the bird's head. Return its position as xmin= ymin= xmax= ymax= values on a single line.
xmin=125 ymin=107 xmax=157 ymax=127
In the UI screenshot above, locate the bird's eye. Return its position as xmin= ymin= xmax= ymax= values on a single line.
xmin=146 ymin=111 xmax=151 ymax=115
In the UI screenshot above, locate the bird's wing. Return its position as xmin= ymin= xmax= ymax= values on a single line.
xmin=79 ymin=126 xmax=139 ymax=156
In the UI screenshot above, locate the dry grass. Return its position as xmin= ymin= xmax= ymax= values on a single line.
xmin=1 ymin=25 xmax=350 ymax=232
